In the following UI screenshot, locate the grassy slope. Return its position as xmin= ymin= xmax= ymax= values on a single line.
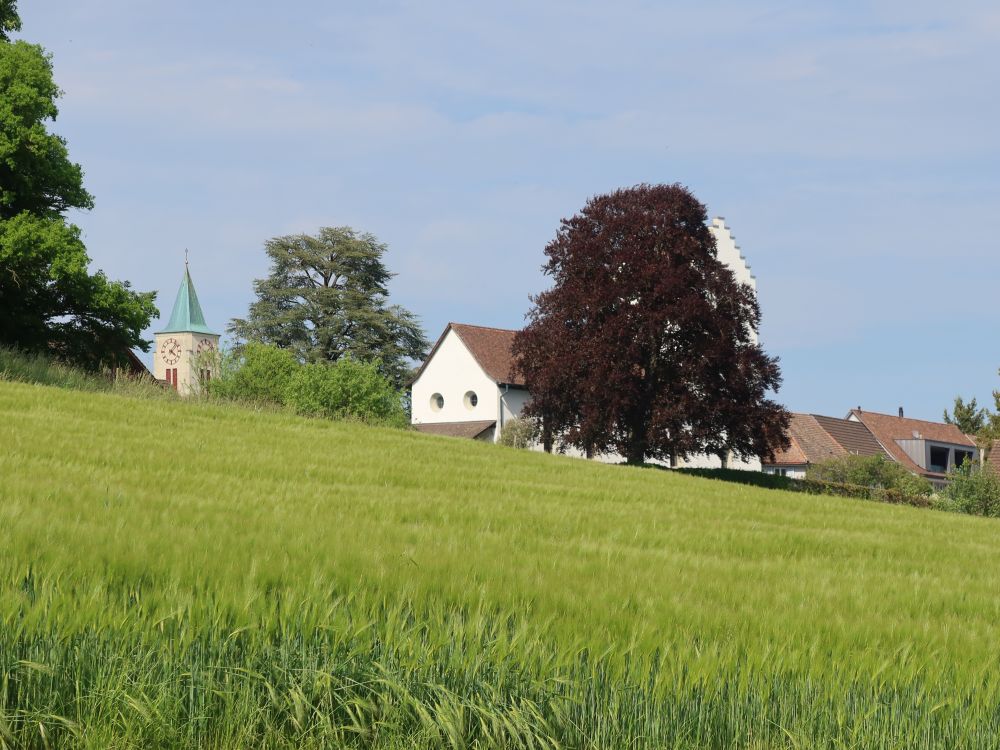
xmin=3 ymin=380 xmax=1000 ymax=747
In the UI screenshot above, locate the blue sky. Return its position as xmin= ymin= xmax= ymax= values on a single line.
xmin=18 ymin=0 xmax=1000 ymax=420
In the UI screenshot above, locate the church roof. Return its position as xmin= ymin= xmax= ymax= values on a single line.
xmin=157 ymin=267 xmax=216 ymax=335
xmin=413 ymin=323 xmax=525 ymax=388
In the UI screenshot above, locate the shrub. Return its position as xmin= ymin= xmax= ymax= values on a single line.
xmin=678 ymin=467 xmax=933 ymax=509
xmin=284 ymin=356 xmax=406 ymax=426
xmin=940 ymin=462 xmax=1000 ymax=517
xmin=498 ymin=416 xmax=537 ymax=449
xmin=807 ymin=454 xmax=932 ymax=497
xmin=208 ymin=343 xmax=298 ymax=405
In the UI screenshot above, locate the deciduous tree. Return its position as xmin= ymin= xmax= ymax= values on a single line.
xmin=229 ymin=227 xmax=428 ymax=388
xmin=513 ymin=183 xmax=789 ymax=466
xmin=0 ymin=1 xmax=156 ymax=367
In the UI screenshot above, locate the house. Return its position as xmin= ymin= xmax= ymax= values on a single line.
xmin=410 ymin=218 xmax=761 ymax=470
xmin=763 ymin=408 xmax=978 ymax=489
xmin=410 ymin=323 xmax=527 ymax=442
xmin=847 ymin=408 xmax=976 ymax=489
xmin=152 ymin=263 xmax=220 ymax=396
xmin=762 ymin=413 xmax=889 ymax=478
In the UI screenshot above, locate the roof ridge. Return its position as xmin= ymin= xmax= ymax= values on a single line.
xmin=450 ymin=322 xmax=520 ymax=334
xmin=853 ymin=409 xmax=954 ymax=426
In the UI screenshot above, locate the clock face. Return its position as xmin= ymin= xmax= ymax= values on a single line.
xmin=196 ymin=338 xmax=215 ymax=353
xmin=161 ymin=337 xmax=182 ymax=365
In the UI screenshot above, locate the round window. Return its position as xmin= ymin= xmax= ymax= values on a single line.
xmin=430 ymin=393 xmax=444 ymax=411
xmin=464 ymin=391 xmax=478 ymax=410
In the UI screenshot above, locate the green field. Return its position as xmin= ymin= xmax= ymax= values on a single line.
xmin=3 ymin=380 xmax=1000 ymax=748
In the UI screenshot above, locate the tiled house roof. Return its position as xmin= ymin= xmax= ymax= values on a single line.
xmin=450 ymin=324 xmax=523 ymax=385
xmin=983 ymin=440 xmax=1000 ymax=477
xmin=768 ymin=413 xmax=887 ymax=466
xmin=847 ymin=409 xmax=976 ymax=478
xmin=414 ymin=323 xmax=525 ymax=387
xmin=413 ymin=420 xmax=496 ymax=439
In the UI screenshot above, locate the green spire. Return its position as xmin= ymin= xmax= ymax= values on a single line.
xmin=158 ymin=265 xmax=216 ymax=334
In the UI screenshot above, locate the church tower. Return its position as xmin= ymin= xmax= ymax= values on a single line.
xmin=153 ymin=262 xmax=219 ymax=396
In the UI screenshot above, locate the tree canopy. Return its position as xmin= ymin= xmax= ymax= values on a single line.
xmin=0 ymin=40 xmax=93 ymax=218
xmin=513 ymin=183 xmax=789 ymax=466
xmin=0 ymin=2 xmax=156 ymax=367
xmin=943 ymin=395 xmax=989 ymax=436
xmin=0 ymin=0 xmax=20 ymax=42
xmin=229 ymin=227 xmax=428 ymax=388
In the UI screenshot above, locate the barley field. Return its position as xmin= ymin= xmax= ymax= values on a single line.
xmin=3 ymin=380 xmax=1000 ymax=748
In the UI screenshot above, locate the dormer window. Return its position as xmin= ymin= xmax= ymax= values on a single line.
xmin=928 ymin=446 xmax=949 ymax=473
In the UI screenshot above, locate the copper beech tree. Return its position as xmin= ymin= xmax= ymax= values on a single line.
xmin=513 ymin=184 xmax=789 ymax=466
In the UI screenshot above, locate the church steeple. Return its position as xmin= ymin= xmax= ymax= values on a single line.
xmin=153 ymin=258 xmax=219 ymax=395
xmin=158 ymin=265 xmax=215 ymax=335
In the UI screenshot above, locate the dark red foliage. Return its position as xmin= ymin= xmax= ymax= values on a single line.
xmin=512 ymin=183 xmax=790 ymax=465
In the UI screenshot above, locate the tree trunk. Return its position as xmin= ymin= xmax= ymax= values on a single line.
xmin=625 ymin=426 xmax=647 ymax=465
xmin=542 ymin=417 xmax=553 ymax=454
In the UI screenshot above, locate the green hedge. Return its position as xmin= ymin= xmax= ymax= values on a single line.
xmin=677 ymin=468 xmax=933 ymax=509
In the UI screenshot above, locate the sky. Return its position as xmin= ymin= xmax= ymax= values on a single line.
xmin=16 ymin=0 xmax=1000 ymax=421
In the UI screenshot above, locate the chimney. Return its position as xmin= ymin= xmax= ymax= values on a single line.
xmin=898 ymin=407 xmax=904 ymax=418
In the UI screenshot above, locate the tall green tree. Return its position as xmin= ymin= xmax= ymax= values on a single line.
xmin=943 ymin=396 xmax=989 ymax=436
xmin=0 ymin=1 xmax=20 ymax=42
xmin=229 ymin=227 xmax=429 ymax=388
xmin=0 ymin=1 xmax=156 ymax=367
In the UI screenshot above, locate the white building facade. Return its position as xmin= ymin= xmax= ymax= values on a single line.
xmin=411 ymin=218 xmax=762 ymax=470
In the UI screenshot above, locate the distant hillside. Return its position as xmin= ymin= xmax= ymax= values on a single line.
xmin=2 ymin=380 xmax=1000 ymax=748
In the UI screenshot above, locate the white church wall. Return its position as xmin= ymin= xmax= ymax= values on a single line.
xmin=709 ymin=217 xmax=758 ymax=345
xmin=411 ymin=328 xmax=500 ymax=428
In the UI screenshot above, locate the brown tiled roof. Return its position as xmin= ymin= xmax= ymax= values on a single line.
xmin=812 ymin=415 xmax=886 ymax=457
xmin=413 ymin=420 xmax=496 ymax=439
xmin=848 ymin=409 xmax=975 ymax=477
xmin=767 ymin=413 xmax=888 ymax=466
xmin=984 ymin=440 xmax=1000 ymax=477
xmin=414 ymin=323 xmax=525 ymax=387
xmin=450 ymin=324 xmax=523 ymax=386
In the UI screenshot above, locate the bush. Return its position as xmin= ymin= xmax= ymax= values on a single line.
xmin=806 ymin=454 xmax=932 ymax=497
xmin=284 ymin=357 xmax=407 ymax=426
xmin=678 ymin=467 xmax=933 ymax=509
xmin=939 ymin=463 xmax=1000 ymax=517
xmin=208 ymin=343 xmax=298 ymax=405
xmin=498 ymin=417 xmax=537 ymax=449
